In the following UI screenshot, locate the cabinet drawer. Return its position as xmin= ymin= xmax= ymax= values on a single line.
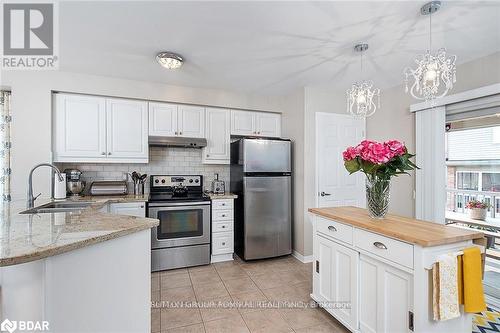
xmin=213 ymin=220 xmax=233 ymax=232
xmin=354 ymin=228 xmax=413 ymax=269
xmin=316 ymin=216 xmax=353 ymax=245
xmin=212 ymin=209 xmax=233 ymax=221
xmin=212 ymin=231 xmax=233 ymax=255
xmin=212 ymin=199 xmax=233 ymax=210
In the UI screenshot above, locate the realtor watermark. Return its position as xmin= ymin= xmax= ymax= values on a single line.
xmin=1 ymin=1 xmax=58 ymax=69
xmin=0 ymin=319 xmax=49 ymax=333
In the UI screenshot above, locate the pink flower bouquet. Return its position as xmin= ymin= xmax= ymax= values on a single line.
xmin=342 ymin=139 xmax=418 ymax=180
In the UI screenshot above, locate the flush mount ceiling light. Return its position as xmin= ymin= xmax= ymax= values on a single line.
xmin=404 ymin=1 xmax=457 ymax=103
xmin=156 ymin=52 xmax=184 ymax=69
xmin=346 ymin=43 xmax=380 ymax=118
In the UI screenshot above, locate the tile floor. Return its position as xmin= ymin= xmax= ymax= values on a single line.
xmin=151 ymin=255 xmax=349 ymax=333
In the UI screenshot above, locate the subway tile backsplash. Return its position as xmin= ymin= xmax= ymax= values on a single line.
xmin=57 ymin=147 xmax=229 ymax=194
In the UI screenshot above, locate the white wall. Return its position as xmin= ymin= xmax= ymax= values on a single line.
xmin=0 ymin=70 xmax=285 ymax=204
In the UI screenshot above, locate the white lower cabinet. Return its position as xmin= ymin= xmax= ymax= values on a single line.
xmin=211 ymin=198 xmax=234 ymax=262
xmin=359 ymin=254 xmax=413 ymax=333
xmin=312 ymin=216 xmax=414 ymax=333
xmin=109 ymin=202 xmax=146 ymax=217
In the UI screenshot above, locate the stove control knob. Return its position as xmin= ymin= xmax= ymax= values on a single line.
xmin=155 ymin=179 xmax=159 ymax=184
xmin=195 ymin=179 xmax=199 ymax=183
xmin=189 ymin=179 xmax=193 ymax=183
xmin=161 ymin=179 xmax=166 ymax=184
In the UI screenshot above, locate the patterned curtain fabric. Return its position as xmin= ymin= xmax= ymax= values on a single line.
xmin=0 ymin=91 xmax=11 ymax=202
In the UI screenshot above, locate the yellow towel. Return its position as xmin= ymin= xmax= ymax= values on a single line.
xmin=462 ymin=247 xmax=486 ymax=313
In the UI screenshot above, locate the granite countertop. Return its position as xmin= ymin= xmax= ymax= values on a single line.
xmin=0 ymin=195 xmax=158 ymax=267
xmin=309 ymin=206 xmax=484 ymax=247
xmin=206 ymin=193 xmax=238 ymax=199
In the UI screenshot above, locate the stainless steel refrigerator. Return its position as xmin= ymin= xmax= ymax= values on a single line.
xmin=230 ymin=138 xmax=292 ymax=260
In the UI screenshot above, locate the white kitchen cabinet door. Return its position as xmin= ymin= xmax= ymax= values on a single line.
xmin=255 ymin=112 xmax=281 ymax=137
xmin=178 ymin=105 xmax=205 ymax=138
xmin=106 ymin=98 xmax=148 ymax=162
xmin=231 ymin=110 xmax=255 ymax=136
xmin=203 ymin=108 xmax=230 ymax=164
xmin=109 ymin=202 xmax=146 ymax=217
xmin=148 ymin=102 xmax=178 ymax=137
xmin=359 ymin=254 xmax=413 ymax=333
xmin=315 ymin=235 xmax=358 ymax=331
xmin=53 ymin=93 xmax=107 ymax=161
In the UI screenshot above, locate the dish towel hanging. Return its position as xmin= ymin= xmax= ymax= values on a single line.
xmin=433 ymin=253 xmax=460 ymax=321
xmin=461 ymin=247 xmax=486 ymax=313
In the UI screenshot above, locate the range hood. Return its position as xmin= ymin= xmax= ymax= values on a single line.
xmin=148 ymin=136 xmax=207 ymax=148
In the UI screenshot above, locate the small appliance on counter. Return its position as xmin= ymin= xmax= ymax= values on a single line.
xmin=53 ymin=172 xmax=67 ymax=199
xmin=211 ymin=173 xmax=225 ymax=194
xmin=64 ymin=168 xmax=86 ymax=196
xmin=89 ymin=181 xmax=128 ymax=196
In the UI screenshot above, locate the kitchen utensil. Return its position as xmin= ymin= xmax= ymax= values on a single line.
xmin=131 ymin=171 xmax=147 ymax=196
xmin=90 ymin=181 xmax=128 ymax=196
xmin=211 ymin=173 xmax=225 ymax=195
xmin=67 ymin=180 xmax=86 ymax=196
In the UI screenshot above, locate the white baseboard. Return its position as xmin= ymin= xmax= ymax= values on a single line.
xmin=211 ymin=253 xmax=234 ymax=263
xmin=292 ymin=250 xmax=313 ymax=263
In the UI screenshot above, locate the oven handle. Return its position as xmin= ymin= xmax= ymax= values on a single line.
xmin=147 ymin=201 xmax=211 ymax=207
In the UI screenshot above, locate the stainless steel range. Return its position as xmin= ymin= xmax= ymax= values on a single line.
xmin=148 ymin=175 xmax=211 ymax=272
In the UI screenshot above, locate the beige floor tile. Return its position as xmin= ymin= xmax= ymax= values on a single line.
xmin=161 ymin=271 xmax=192 ymax=289
xmin=204 ymin=314 xmax=250 ymax=333
xmin=250 ymin=270 xmax=306 ymax=290
xmin=160 ymin=307 xmax=202 ymax=330
xmin=151 ymin=308 xmax=161 ymax=333
xmin=293 ymin=322 xmax=348 ymax=333
xmin=164 ymin=323 xmax=205 ymax=333
xmin=161 ymin=286 xmax=197 ymax=303
xmin=213 ymin=260 xmax=239 ymax=269
xmin=188 ymin=264 xmax=216 ymax=274
xmin=152 ymin=273 xmax=160 ymax=293
xmin=216 ymin=265 xmax=248 ymax=281
xmin=239 ymin=261 xmax=272 ymax=276
xmin=279 ymin=308 xmax=329 ymax=330
xmin=193 ymin=280 xmax=230 ymax=301
xmin=161 ymin=268 xmax=188 ymax=276
xmin=241 ymin=309 xmax=292 ymax=332
xmin=152 ymin=291 xmax=161 ymax=307
xmin=223 ymin=276 xmax=259 ymax=295
xmin=230 ymin=290 xmax=269 ymax=314
xmin=261 ymin=281 xmax=311 ymax=303
xmin=198 ymin=295 xmax=239 ymax=322
xmin=189 ymin=269 xmax=222 ymax=286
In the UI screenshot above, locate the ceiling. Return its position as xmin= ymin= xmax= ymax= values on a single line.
xmin=59 ymin=1 xmax=500 ymax=95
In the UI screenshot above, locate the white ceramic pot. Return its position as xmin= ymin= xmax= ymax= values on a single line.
xmin=469 ymin=208 xmax=487 ymax=220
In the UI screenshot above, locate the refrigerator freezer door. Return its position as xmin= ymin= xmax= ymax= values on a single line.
xmin=243 ymin=139 xmax=291 ymax=173
xmin=243 ymin=176 xmax=292 ymax=259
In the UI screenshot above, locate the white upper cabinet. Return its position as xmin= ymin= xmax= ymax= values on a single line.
xmin=148 ymin=102 xmax=178 ymax=137
xmin=178 ymin=105 xmax=205 ymax=138
xmin=255 ymin=112 xmax=281 ymax=137
xmin=231 ymin=110 xmax=255 ymax=136
xmin=230 ymin=110 xmax=281 ymax=138
xmin=106 ymin=98 xmax=148 ymax=160
xmin=54 ymin=94 xmax=106 ymax=160
xmin=203 ymin=108 xmax=230 ymax=164
xmin=148 ymin=102 xmax=205 ymax=138
xmin=53 ymin=93 xmax=148 ymax=163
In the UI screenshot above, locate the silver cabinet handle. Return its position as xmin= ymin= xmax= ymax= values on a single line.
xmin=373 ymin=242 xmax=387 ymax=250
xmin=320 ymin=192 xmax=331 ymax=197
xmin=327 ymin=225 xmax=337 ymax=232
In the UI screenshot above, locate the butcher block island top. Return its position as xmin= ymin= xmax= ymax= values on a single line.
xmin=308 ymin=206 xmax=484 ymax=247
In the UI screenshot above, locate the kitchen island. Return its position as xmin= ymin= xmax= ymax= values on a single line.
xmin=0 ymin=198 xmax=158 ymax=332
xmin=308 ymin=206 xmax=484 ymax=333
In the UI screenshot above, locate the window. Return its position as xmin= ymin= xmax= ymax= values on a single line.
xmin=482 ymin=172 xmax=500 ymax=192
xmin=456 ymin=171 xmax=479 ymax=190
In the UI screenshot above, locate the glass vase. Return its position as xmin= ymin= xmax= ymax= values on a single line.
xmin=365 ymin=176 xmax=390 ymax=219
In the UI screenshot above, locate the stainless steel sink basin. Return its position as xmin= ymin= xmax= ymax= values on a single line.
xmin=20 ymin=201 xmax=93 ymax=214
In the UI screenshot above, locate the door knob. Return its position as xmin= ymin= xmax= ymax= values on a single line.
xmin=320 ymin=192 xmax=331 ymax=197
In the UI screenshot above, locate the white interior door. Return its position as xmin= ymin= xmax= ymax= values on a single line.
xmin=316 ymin=113 xmax=365 ymax=208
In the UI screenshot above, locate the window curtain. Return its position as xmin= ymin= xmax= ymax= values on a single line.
xmin=0 ymin=91 xmax=11 ymax=202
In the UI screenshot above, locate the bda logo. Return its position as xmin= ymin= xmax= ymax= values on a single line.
xmin=0 ymin=319 xmax=17 ymax=333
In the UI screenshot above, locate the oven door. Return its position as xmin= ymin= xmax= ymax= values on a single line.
xmin=149 ymin=201 xmax=211 ymax=249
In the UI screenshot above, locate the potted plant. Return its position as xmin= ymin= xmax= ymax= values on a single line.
xmin=466 ymin=200 xmax=490 ymax=220
xmin=343 ymin=140 xmax=419 ymax=219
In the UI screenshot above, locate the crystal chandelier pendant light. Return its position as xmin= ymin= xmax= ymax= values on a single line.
xmin=403 ymin=1 xmax=457 ymax=103
xmin=346 ymin=43 xmax=380 ymax=118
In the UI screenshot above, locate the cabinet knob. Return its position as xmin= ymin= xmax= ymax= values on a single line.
xmin=140 ymin=205 xmax=144 ymax=208
xmin=206 ymin=154 xmax=210 ymax=157
xmin=179 ymin=131 xmax=182 ymax=135
xmin=101 ymin=152 xmax=106 ymax=155
xmin=222 ymin=225 xmax=226 ymax=228
xmin=373 ymin=241 xmax=388 ymax=250
xmin=222 ymin=242 xmax=226 ymax=246
xmin=221 ymin=214 xmax=226 ymax=217
xmin=221 ymin=203 xmax=225 ymax=206
xmin=175 ymin=131 xmax=178 ymax=135
xmin=327 ymin=225 xmax=337 ymax=232
xmin=108 ymin=152 xmax=112 ymax=155
xmin=258 ymin=131 xmax=261 ymax=134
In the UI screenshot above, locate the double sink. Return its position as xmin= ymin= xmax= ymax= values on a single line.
xmin=20 ymin=201 xmax=94 ymax=214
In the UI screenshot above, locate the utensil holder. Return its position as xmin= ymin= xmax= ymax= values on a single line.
xmin=134 ymin=182 xmax=144 ymax=196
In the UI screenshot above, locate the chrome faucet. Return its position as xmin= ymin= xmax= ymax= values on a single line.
xmin=27 ymin=163 xmax=64 ymax=209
